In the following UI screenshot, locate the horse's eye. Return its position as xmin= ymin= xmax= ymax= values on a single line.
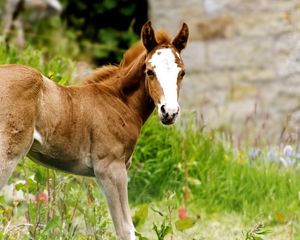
xmin=146 ymin=69 xmax=155 ymax=77
xmin=179 ymin=71 xmax=185 ymax=79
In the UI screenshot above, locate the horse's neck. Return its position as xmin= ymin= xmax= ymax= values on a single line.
xmin=120 ymin=55 xmax=155 ymax=125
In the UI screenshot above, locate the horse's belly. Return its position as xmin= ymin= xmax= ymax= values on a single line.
xmin=27 ymin=141 xmax=95 ymax=177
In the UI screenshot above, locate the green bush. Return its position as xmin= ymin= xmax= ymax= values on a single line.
xmin=1 ymin=0 xmax=147 ymax=66
xmin=0 ymin=44 xmax=74 ymax=85
xmin=60 ymin=0 xmax=147 ymax=64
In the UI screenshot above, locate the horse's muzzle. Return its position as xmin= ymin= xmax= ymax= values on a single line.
xmin=159 ymin=104 xmax=180 ymax=125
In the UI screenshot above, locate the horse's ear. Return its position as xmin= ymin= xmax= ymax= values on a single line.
xmin=172 ymin=23 xmax=189 ymax=52
xmin=141 ymin=21 xmax=158 ymax=52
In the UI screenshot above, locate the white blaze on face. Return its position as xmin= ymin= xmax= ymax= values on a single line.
xmin=148 ymin=48 xmax=181 ymax=114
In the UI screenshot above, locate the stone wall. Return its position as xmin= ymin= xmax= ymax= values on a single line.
xmin=148 ymin=0 xmax=300 ymax=144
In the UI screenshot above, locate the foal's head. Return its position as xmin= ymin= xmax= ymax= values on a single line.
xmin=142 ymin=21 xmax=189 ymax=125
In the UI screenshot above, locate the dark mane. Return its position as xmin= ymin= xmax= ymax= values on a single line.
xmin=83 ymin=30 xmax=171 ymax=85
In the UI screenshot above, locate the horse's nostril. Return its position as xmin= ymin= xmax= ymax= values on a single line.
xmin=161 ymin=105 xmax=166 ymax=114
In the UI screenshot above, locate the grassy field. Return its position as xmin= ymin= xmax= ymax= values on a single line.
xmin=1 ymin=43 xmax=300 ymax=240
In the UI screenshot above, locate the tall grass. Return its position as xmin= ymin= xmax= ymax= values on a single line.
xmin=130 ymin=115 xmax=300 ymax=221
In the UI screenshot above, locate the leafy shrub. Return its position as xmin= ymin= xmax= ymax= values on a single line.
xmin=0 ymin=43 xmax=74 ymax=85
xmin=54 ymin=0 xmax=147 ymax=64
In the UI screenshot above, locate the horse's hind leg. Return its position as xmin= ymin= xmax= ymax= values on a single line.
xmin=0 ymin=65 xmax=43 ymax=189
xmin=0 ymin=119 xmax=34 ymax=190
xmin=0 ymin=152 xmax=20 ymax=189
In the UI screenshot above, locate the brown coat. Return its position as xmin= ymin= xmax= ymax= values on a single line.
xmin=0 ymin=21 xmax=189 ymax=240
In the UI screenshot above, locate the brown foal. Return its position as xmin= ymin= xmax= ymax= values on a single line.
xmin=0 ymin=21 xmax=189 ymax=239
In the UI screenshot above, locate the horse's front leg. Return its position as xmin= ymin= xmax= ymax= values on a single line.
xmin=93 ymin=159 xmax=136 ymax=240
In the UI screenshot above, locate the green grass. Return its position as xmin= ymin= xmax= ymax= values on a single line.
xmin=130 ymin=117 xmax=300 ymax=239
xmin=131 ymin=116 xmax=300 ymax=220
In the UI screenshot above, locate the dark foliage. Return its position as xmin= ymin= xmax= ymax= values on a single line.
xmin=60 ymin=0 xmax=148 ymax=65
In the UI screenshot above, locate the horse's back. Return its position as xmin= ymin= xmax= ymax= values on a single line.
xmin=0 ymin=64 xmax=43 ymax=98
xmin=0 ymin=64 xmax=44 ymax=159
